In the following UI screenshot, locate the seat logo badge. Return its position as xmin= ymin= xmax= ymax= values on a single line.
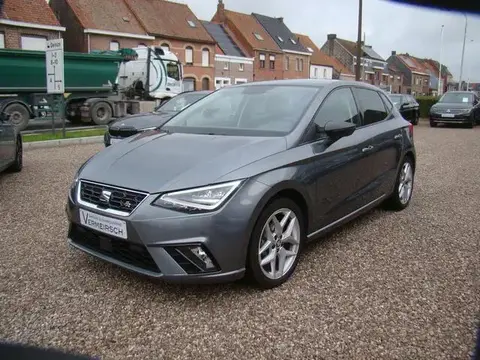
xmin=100 ymin=190 xmax=112 ymax=203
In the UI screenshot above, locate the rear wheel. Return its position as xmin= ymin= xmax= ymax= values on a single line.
xmin=8 ymin=136 xmax=23 ymax=172
xmin=246 ymin=198 xmax=305 ymax=289
xmin=4 ymin=103 xmax=30 ymax=131
xmin=90 ymin=101 xmax=113 ymax=125
xmin=384 ymin=156 xmax=414 ymax=211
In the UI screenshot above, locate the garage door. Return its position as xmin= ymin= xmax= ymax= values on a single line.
xmin=182 ymin=78 xmax=196 ymax=92
xmin=21 ymin=36 xmax=47 ymax=51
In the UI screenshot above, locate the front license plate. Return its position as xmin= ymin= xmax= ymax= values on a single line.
xmin=441 ymin=113 xmax=455 ymax=118
xmin=110 ymin=137 xmax=124 ymax=145
xmin=79 ymin=209 xmax=127 ymax=239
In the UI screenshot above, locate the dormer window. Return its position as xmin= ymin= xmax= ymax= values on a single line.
xmin=254 ymin=33 xmax=264 ymax=41
xmin=290 ymin=38 xmax=297 ymax=44
xmin=187 ymin=20 xmax=196 ymax=28
xmin=277 ymin=36 xmax=284 ymax=42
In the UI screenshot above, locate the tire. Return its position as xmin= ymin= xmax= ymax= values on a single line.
xmin=413 ymin=113 xmax=419 ymax=125
xmin=246 ymin=197 xmax=305 ymax=289
xmin=90 ymin=101 xmax=113 ymax=125
xmin=384 ymin=156 xmax=414 ymax=211
xmin=8 ymin=135 xmax=23 ymax=173
xmin=4 ymin=103 xmax=30 ymax=131
xmin=467 ymin=116 xmax=474 ymax=129
xmin=429 ymin=120 xmax=437 ymax=127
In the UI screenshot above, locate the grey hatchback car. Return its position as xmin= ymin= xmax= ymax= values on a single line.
xmin=66 ymin=80 xmax=416 ymax=289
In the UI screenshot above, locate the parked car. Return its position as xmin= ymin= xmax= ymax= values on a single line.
xmin=66 ymin=79 xmax=416 ymax=289
xmin=0 ymin=112 xmax=22 ymax=174
xmin=429 ymin=91 xmax=480 ymax=128
xmin=104 ymin=90 xmax=212 ymax=147
xmin=388 ymin=94 xmax=420 ymax=125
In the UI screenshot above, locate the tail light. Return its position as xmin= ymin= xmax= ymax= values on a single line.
xmin=408 ymin=123 xmax=414 ymax=138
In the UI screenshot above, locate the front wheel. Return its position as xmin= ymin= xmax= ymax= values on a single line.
xmin=429 ymin=120 xmax=437 ymax=127
xmin=90 ymin=102 xmax=113 ymax=125
xmin=246 ymin=198 xmax=305 ymax=289
xmin=8 ymin=136 xmax=23 ymax=172
xmin=384 ymin=157 xmax=414 ymax=211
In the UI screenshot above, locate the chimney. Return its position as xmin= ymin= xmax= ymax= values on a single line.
xmin=327 ymin=34 xmax=336 ymax=56
xmin=391 ymin=50 xmax=396 ymax=56
xmin=217 ymin=0 xmax=226 ymax=24
xmin=277 ymin=17 xmax=284 ymax=23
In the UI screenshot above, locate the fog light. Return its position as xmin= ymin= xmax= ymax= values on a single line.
xmin=190 ymin=246 xmax=215 ymax=270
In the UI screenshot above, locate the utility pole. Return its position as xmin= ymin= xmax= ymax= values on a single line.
xmin=438 ymin=25 xmax=444 ymax=96
xmin=355 ymin=0 xmax=363 ymax=81
xmin=466 ymin=39 xmax=473 ymax=91
xmin=458 ymin=13 xmax=467 ymax=90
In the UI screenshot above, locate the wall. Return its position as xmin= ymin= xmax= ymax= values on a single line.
xmin=89 ymin=34 xmax=153 ymax=52
xmin=387 ymin=56 xmax=412 ymax=93
xmin=283 ymin=54 xmax=310 ymax=79
xmin=214 ymin=57 xmax=253 ymax=85
xmin=0 ymin=25 xmax=59 ymax=49
xmin=310 ymin=64 xmax=333 ymax=79
xmin=411 ymin=73 xmax=430 ymax=96
xmin=50 ymin=0 xmax=86 ymax=52
xmin=321 ymin=39 xmax=353 ymax=73
xmin=156 ymin=38 xmax=215 ymax=90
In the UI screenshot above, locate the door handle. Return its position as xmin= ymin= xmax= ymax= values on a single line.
xmin=362 ymin=145 xmax=374 ymax=153
xmin=394 ymin=134 xmax=402 ymax=140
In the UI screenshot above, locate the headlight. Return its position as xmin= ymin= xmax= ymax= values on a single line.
xmin=459 ymin=109 xmax=472 ymax=115
xmin=141 ymin=127 xmax=158 ymax=132
xmin=152 ymin=180 xmax=242 ymax=212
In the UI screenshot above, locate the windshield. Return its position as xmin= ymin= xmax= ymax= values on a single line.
xmin=156 ymin=93 xmax=207 ymax=112
xmin=389 ymin=95 xmax=403 ymax=104
xmin=162 ymin=85 xmax=320 ymax=136
xmin=439 ymin=92 xmax=473 ymax=104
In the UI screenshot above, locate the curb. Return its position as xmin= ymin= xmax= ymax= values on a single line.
xmin=24 ymin=136 xmax=104 ymax=150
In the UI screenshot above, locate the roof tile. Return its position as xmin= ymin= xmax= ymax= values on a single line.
xmin=124 ymin=0 xmax=214 ymax=43
xmin=295 ymin=33 xmax=340 ymax=68
xmin=223 ymin=10 xmax=280 ymax=52
xmin=1 ymin=0 xmax=60 ymax=26
xmin=65 ymin=0 xmax=147 ymax=34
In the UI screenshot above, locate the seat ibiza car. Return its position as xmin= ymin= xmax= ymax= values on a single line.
xmin=66 ymin=80 xmax=416 ymax=289
xmin=104 ymin=90 xmax=212 ymax=147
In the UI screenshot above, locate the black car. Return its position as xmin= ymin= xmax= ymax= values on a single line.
xmin=429 ymin=91 xmax=480 ymax=128
xmin=104 ymin=90 xmax=212 ymax=147
xmin=0 ymin=112 xmax=22 ymax=174
xmin=388 ymin=94 xmax=420 ymax=125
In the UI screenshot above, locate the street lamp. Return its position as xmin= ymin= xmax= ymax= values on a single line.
xmin=438 ymin=25 xmax=444 ymax=96
xmin=458 ymin=13 xmax=467 ymax=90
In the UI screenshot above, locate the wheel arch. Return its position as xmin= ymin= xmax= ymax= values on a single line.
xmin=0 ymin=98 xmax=33 ymax=119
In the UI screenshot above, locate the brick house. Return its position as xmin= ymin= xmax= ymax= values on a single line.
xmin=252 ymin=14 xmax=310 ymax=80
xmin=320 ymin=34 xmax=387 ymax=85
xmin=387 ymin=64 xmax=405 ymax=94
xmin=211 ymin=1 xmax=284 ymax=82
xmin=51 ymin=0 xmax=216 ymax=90
xmin=0 ymin=0 xmax=65 ymax=50
xmin=387 ymin=52 xmax=430 ymax=95
xmin=422 ymin=59 xmax=453 ymax=95
xmin=201 ymin=21 xmax=254 ymax=89
xmin=295 ymin=33 xmax=335 ymax=79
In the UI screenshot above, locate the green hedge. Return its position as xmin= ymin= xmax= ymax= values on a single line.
xmin=415 ymin=96 xmax=439 ymax=118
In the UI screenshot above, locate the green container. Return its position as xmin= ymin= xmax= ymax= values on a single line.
xmin=0 ymin=49 xmax=123 ymax=93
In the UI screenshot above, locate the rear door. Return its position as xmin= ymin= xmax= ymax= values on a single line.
xmin=351 ymin=87 xmax=404 ymax=202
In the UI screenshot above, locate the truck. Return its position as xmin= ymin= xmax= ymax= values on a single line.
xmin=0 ymin=46 xmax=183 ymax=131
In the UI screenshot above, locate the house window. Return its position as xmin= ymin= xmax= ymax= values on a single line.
xmin=259 ymin=53 xmax=266 ymax=68
xmin=323 ymin=69 xmax=327 ymax=78
xmin=300 ymin=59 xmax=304 ymax=72
xmin=277 ymin=36 xmax=284 ymax=42
xmin=295 ymin=58 xmax=300 ymax=71
xmin=235 ymin=78 xmax=247 ymax=84
xmin=290 ymin=38 xmax=297 ymax=44
xmin=202 ymin=48 xmax=209 ymax=67
xmin=223 ymin=62 xmax=229 ymax=70
xmin=0 ymin=33 xmax=4 ymax=48
xmin=185 ymin=46 xmax=193 ymax=65
xmin=187 ymin=20 xmax=196 ymax=28
xmin=253 ymin=33 xmax=264 ymax=41
xmin=161 ymin=43 xmax=170 ymax=51
xmin=183 ymin=77 xmax=196 ymax=91
xmin=21 ymin=36 xmax=47 ymax=51
xmin=285 ymin=56 xmax=289 ymax=71
xmin=109 ymin=41 xmax=120 ymax=51
xmin=239 ymin=63 xmax=244 ymax=72
xmin=202 ymin=77 xmax=210 ymax=90
xmin=269 ymin=55 xmax=275 ymax=70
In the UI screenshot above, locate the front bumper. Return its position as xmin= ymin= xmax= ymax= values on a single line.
xmin=429 ymin=113 xmax=472 ymax=124
xmin=66 ymin=179 xmax=270 ymax=284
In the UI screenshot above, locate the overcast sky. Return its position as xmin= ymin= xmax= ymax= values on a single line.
xmin=179 ymin=0 xmax=480 ymax=82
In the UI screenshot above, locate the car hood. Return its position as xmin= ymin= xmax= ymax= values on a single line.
xmin=109 ymin=111 xmax=176 ymax=131
xmin=79 ymin=130 xmax=287 ymax=193
xmin=431 ymin=103 xmax=473 ymax=111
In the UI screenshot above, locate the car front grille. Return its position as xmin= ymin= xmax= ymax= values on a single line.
xmin=79 ymin=181 xmax=147 ymax=214
xmin=109 ymin=127 xmax=139 ymax=138
xmin=69 ymin=224 xmax=160 ymax=274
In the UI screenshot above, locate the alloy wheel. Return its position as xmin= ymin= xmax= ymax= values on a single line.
xmin=398 ymin=162 xmax=413 ymax=205
xmin=258 ymin=208 xmax=300 ymax=280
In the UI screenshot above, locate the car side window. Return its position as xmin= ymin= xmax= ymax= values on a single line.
xmin=313 ymin=87 xmax=360 ymax=130
xmin=352 ymin=88 xmax=388 ymax=126
xmin=379 ymin=92 xmax=393 ymax=113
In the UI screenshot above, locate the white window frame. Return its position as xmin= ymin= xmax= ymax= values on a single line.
xmin=0 ymin=33 xmax=4 ymax=48
xmin=235 ymin=78 xmax=248 ymax=84
xmin=223 ymin=62 xmax=229 ymax=70
xmin=277 ymin=36 xmax=284 ymax=42
xmin=239 ymin=63 xmax=244 ymax=72
xmin=253 ymin=33 xmax=264 ymax=41
xmin=187 ymin=20 xmax=196 ymax=28
xmin=215 ymin=77 xmax=231 ymax=89
xmin=109 ymin=40 xmax=120 ymax=51
xmin=185 ymin=46 xmax=193 ymax=64
xmin=21 ymin=35 xmax=47 ymax=51
xmin=202 ymin=48 xmax=209 ymax=67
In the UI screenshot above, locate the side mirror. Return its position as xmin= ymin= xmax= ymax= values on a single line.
xmin=324 ymin=120 xmax=356 ymax=140
xmin=400 ymin=102 xmax=409 ymax=109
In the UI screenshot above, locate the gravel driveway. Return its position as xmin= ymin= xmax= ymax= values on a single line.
xmin=0 ymin=123 xmax=479 ymax=359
